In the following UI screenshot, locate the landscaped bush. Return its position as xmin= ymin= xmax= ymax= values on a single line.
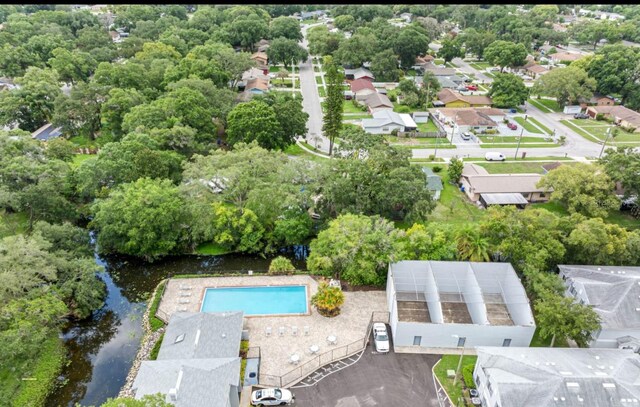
xmin=240 ymin=340 xmax=249 ymax=358
xmin=311 ymin=281 xmax=345 ymax=317
xmin=395 ymin=105 xmax=411 ymax=113
xmin=432 ymin=166 xmax=443 ymax=173
xmin=463 ymin=363 xmax=476 ymax=389
xmin=149 ymin=280 xmax=167 ymax=331
xmin=391 ymin=128 xmax=399 ymax=137
xmin=149 ymin=333 xmax=164 ymax=361
xmin=484 ymin=129 xmax=498 ymax=134
xmin=428 ymin=154 xmax=436 ymax=161
xmin=268 ymin=256 xmax=296 ymax=275
xmin=595 ymin=113 xmax=605 ymax=121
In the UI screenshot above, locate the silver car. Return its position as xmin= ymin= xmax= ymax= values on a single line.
xmin=251 ymin=388 xmax=294 ymax=406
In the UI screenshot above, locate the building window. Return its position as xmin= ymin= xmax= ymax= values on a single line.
xmin=382 ymin=127 xmax=389 ymax=132
xmin=475 ymin=375 xmax=481 ymax=387
xmin=540 ymin=192 xmax=546 ymax=198
xmin=569 ymin=285 xmax=577 ymax=296
xmin=487 ymin=382 xmax=493 ymax=396
xmin=413 ymin=336 xmax=422 ymax=346
xmin=457 ymin=337 xmax=466 ymax=347
xmin=502 ymin=339 xmax=511 ymax=347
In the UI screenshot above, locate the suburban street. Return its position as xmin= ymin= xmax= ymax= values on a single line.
xmin=299 ymin=23 xmax=331 ymax=154
xmin=298 ymin=25 xmax=624 ymax=161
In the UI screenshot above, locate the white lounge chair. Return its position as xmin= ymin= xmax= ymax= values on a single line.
xmin=178 ymin=306 xmax=188 ymax=312
xmin=179 ymin=292 xmax=191 ymax=297
xmin=179 ymin=284 xmax=192 ymax=290
xmin=178 ymin=298 xmax=190 ymax=304
xmin=278 ymin=326 xmax=285 ymax=337
xmin=265 ymin=326 xmax=272 ymax=337
xmin=292 ymin=326 xmax=298 ymax=336
xmin=303 ymin=325 xmax=310 ymax=336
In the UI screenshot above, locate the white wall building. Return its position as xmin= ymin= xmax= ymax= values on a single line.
xmin=559 ymin=265 xmax=640 ymax=350
xmin=386 ymin=261 xmax=536 ymax=352
xmin=474 ymin=347 xmax=640 ymax=407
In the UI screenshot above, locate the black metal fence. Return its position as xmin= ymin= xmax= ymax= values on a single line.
xmin=259 ymin=311 xmax=390 ymax=388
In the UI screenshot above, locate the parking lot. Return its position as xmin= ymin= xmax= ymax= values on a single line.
xmin=291 ymin=326 xmax=441 ymax=407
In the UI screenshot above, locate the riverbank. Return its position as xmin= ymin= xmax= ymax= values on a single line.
xmin=1 ymin=335 xmax=66 ymax=407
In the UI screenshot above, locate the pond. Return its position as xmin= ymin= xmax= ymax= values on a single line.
xmin=46 ymin=246 xmax=309 ymax=407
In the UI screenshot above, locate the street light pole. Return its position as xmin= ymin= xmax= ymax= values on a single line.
xmin=452 ymin=335 xmax=466 ymax=387
xmin=450 ymin=113 xmax=457 ymax=145
xmin=292 ymin=58 xmax=295 ymax=99
xmin=514 ymin=125 xmax=524 ymax=159
xmin=599 ymin=126 xmax=613 ymax=159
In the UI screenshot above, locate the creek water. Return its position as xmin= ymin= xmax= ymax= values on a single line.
xmin=46 ymin=246 xmax=308 ymax=407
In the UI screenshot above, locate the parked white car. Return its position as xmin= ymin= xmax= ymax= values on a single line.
xmin=251 ymin=388 xmax=294 ymax=406
xmin=373 ymin=323 xmax=390 ymax=353
xmin=485 ymin=152 xmax=506 ymax=161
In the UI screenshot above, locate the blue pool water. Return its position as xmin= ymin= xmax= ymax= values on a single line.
xmin=200 ymin=285 xmax=308 ymax=315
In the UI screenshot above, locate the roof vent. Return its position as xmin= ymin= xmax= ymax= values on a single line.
xmin=168 ymin=388 xmax=177 ymax=401
xmin=561 ymin=397 xmax=566 ymax=401
xmin=595 ymin=372 xmax=608 ymax=376
xmin=636 ymin=308 xmax=640 ymax=312
xmin=175 ymin=333 xmax=185 ymax=343
xmin=566 ymin=382 xmax=580 ymax=388
xmin=554 ymin=397 xmax=558 ymax=401
xmin=595 ymin=356 xmax=601 ymax=360
xmin=597 ymin=267 xmax=601 ymax=271
xmin=194 ymin=329 xmax=201 ymax=346
xmin=587 ymin=365 xmax=593 ymax=369
xmin=560 ymin=371 xmax=573 ymax=376
xmin=577 ymin=396 xmax=584 ymax=402
xmin=221 ymin=333 xmax=226 ymax=338
xmin=603 ymin=383 xmax=617 ymax=389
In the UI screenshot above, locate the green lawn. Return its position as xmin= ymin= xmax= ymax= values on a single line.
xmin=484 ymin=72 xmax=496 ymax=79
xmin=480 ymin=136 xmax=552 ymax=143
xmin=560 ymin=120 xmax=600 ymax=143
xmin=0 ymin=210 xmax=29 ymax=238
xmin=528 ymin=98 xmax=562 ymax=113
xmin=426 ymin=169 xmax=487 ymax=225
xmin=480 ymin=143 xmax=560 ymax=148
xmin=530 ymin=327 xmax=569 ymax=348
xmin=342 ymin=100 xmax=367 ymax=114
xmin=71 ymin=153 xmax=94 ymax=168
xmin=269 ymin=66 xmax=281 ymax=73
xmin=417 ymin=120 xmax=438 ymax=132
xmin=561 ymin=119 xmax=640 ymax=144
xmin=445 ymin=61 xmax=458 ymax=68
xmin=463 ymin=156 xmax=574 ymax=162
xmin=394 ymin=143 xmax=457 ymax=150
xmin=531 ymin=201 xmax=640 ymax=230
xmin=405 ymin=69 xmax=417 ymax=76
xmin=434 ymin=58 xmax=444 ymax=65
xmin=386 ymin=136 xmax=448 ymax=145
xmin=342 ymin=113 xmax=371 ymax=120
xmin=317 ymin=86 xmax=326 ymax=97
xmin=313 ymin=66 xmax=319 ymax=72
xmin=69 ymin=135 xmax=98 ymax=148
xmin=513 ymin=117 xmax=543 ymax=134
xmin=315 ymin=75 xmax=323 ymax=85
xmin=393 ymin=103 xmax=424 ymax=113
xmin=284 ymin=143 xmax=305 ymax=155
xmin=527 ymin=117 xmax=552 ymax=135
xmin=469 ymin=61 xmax=492 ymax=70
xmin=433 ymin=355 xmax=478 ymax=406
xmin=194 ymin=242 xmax=230 ymax=256
xmin=476 ymin=162 xmax=548 ymax=174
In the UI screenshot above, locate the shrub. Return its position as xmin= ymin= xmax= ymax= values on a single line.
xmin=395 ymin=105 xmax=411 ymax=113
xmin=428 ymin=154 xmax=435 ymax=161
xmin=391 ymin=128 xmax=399 ymax=137
xmin=432 ymin=165 xmax=443 ymax=173
xmin=311 ymin=281 xmax=345 ymax=317
xmin=463 ymin=363 xmax=476 ymax=389
xmin=484 ymin=129 xmax=498 ymax=134
xmin=268 ymin=256 xmax=296 ymax=275
xmin=149 ymin=333 xmax=164 ymax=361
xmin=240 ymin=340 xmax=249 ymax=358
xmin=595 ymin=113 xmax=605 ymax=121
xmin=149 ymin=280 xmax=167 ymax=331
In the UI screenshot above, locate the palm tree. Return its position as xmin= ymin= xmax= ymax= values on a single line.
xmin=311 ymin=281 xmax=345 ymax=317
xmin=455 ymin=226 xmax=491 ymax=262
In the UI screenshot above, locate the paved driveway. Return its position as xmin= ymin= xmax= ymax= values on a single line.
xmin=291 ymin=327 xmax=441 ymax=407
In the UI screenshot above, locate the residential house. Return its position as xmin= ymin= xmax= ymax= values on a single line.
xmin=386 ymin=261 xmax=536 ymax=351
xmin=109 ymin=31 xmax=121 ymax=43
xmin=0 ymin=77 xmax=17 ymax=91
xmin=560 ymin=265 xmax=640 ymax=349
xmin=552 ymin=23 xmax=568 ymax=32
xmin=254 ymin=39 xmax=270 ymax=53
xmin=244 ymin=78 xmax=269 ymax=94
xmin=437 ymin=89 xmax=493 ymax=108
xmin=433 ymin=75 xmax=465 ymax=89
xmin=31 ymin=123 xmax=62 ymax=142
xmin=350 ymin=78 xmax=377 ymax=101
xmin=516 ymin=61 xmax=549 ymax=79
xmin=422 ymin=167 xmax=443 ymax=200
xmin=361 ymin=109 xmax=417 ymax=134
xmin=412 ymin=54 xmax=435 ymax=72
xmin=250 ymin=52 xmax=269 ymax=73
xmin=300 ymin=10 xmax=325 ymax=20
xmin=422 ymin=63 xmax=457 ymax=77
xmin=432 ymin=108 xmax=505 ymax=133
xmin=541 ymin=161 xmax=563 ymax=174
xmin=344 ymin=67 xmax=375 ymax=81
xmin=241 ymin=68 xmax=269 ymax=82
xmin=132 ymin=312 xmax=243 ymax=407
xmin=550 ymin=52 xmax=584 ymax=64
xmin=580 ymin=94 xmax=615 ymax=108
xmin=399 ymin=12 xmax=413 ymax=23
xmin=460 ymin=164 xmax=550 ymax=206
xmin=585 ymin=105 xmax=640 ymax=132
xmin=474 ymin=347 xmax=640 ymax=407
xmin=362 ymin=92 xmax=394 ymax=114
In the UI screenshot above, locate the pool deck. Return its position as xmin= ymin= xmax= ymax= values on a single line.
xmin=157 ymin=275 xmax=388 ymax=382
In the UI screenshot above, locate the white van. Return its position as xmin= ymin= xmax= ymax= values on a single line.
xmin=485 ymin=152 xmax=506 ymax=161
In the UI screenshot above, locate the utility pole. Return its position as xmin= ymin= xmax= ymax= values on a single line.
xmin=291 ymin=58 xmax=295 ymax=99
xmin=450 ymin=113 xmax=457 ymax=145
xmin=514 ymin=125 xmax=524 ymax=159
xmin=599 ymin=126 xmax=615 ymax=158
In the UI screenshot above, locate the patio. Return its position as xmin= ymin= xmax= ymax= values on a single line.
xmin=156 ymin=275 xmax=388 ymax=384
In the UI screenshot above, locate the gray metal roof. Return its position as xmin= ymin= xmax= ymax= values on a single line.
xmin=158 ymin=312 xmax=243 ymax=360
xmin=481 ymin=193 xmax=529 ymax=205
xmin=476 ymin=347 xmax=640 ymax=407
xmin=559 ymin=266 xmax=640 ymax=330
xmin=422 ymin=167 xmax=444 ymax=191
xmin=31 ymin=123 xmax=62 ymax=141
xmin=133 ymin=358 xmax=240 ymax=407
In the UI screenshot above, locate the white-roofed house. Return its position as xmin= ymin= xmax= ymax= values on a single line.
xmin=474 ymin=347 xmax=640 ymax=407
xmin=361 ymin=110 xmax=417 ymax=134
xmin=559 ymin=265 xmax=640 ymax=350
xmin=387 ymin=261 xmax=536 ymax=352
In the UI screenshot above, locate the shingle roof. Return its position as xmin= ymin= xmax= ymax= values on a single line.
xmin=476 ymin=347 xmax=640 ymax=407
xmin=559 ymin=265 xmax=640 ymax=330
xmin=158 ymin=312 xmax=243 ymax=360
xmin=437 ymin=89 xmax=492 ymax=106
xmin=463 ymin=173 xmax=545 ymax=194
xmin=587 ymin=105 xmax=640 ymax=128
xmin=455 ymin=110 xmax=497 ymax=127
xmin=344 ymin=67 xmax=375 ymax=80
xmin=350 ymin=78 xmax=375 ymax=92
xmin=363 ymin=92 xmax=393 ymax=109
xmin=462 ymin=163 xmax=489 ymax=176
xmin=552 ymin=52 xmax=584 ymax=61
xmin=245 ymin=78 xmax=269 ymax=92
xmin=133 ymin=358 xmax=240 ymax=407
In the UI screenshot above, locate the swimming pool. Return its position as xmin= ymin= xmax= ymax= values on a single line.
xmin=200 ymin=285 xmax=308 ymax=316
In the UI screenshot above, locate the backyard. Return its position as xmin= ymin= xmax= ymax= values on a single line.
xmin=433 ymin=355 xmax=478 ymax=407
xmin=513 ymin=117 xmax=544 ymax=134
xmin=528 ymin=98 xmax=562 ymax=113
